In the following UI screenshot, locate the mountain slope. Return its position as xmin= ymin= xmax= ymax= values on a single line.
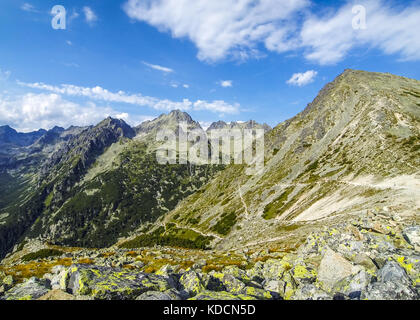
xmin=2 ymin=111 xmax=247 ymax=256
xmin=146 ymin=69 xmax=420 ymax=250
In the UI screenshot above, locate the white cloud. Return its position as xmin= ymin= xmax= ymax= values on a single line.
xmin=123 ymin=0 xmax=420 ymax=65
xmin=21 ymin=3 xmax=38 ymax=13
xmin=0 ymin=93 xmax=109 ymax=132
xmin=142 ymin=61 xmax=174 ymax=73
xmin=199 ymin=121 xmax=212 ymax=131
xmin=0 ymin=92 xmax=153 ymax=132
xmin=219 ymin=80 xmax=233 ymax=88
xmin=17 ymin=81 xmax=240 ymax=115
xmin=287 ymin=70 xmax=317 ymax=87
xmin=66 ymin=40 xmax=73 ymax=46
xmin=183 ymin=84 xmax=190 ymax=89
xmin=193 ymin=100 xmax=239 ymax=114
xmin=300 ymin=0 xmax=420 ymax=64
xmin=83 ymin=6 xmax=98 ymax=25
xmin=123 ymin=0 xmax=308 ymax=62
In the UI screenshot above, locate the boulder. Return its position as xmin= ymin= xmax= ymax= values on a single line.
xmin=189 ymin=290 xmax=257 ymax=300
xmin=37 ymin=289 xmax=77 ymax=300
xmin=179 ymin=269 xmax=205 ymax=297
xmin=364 ymin=261 xmax=418 ymax=300
xmin=317 ymin=247 xmax=358 ymax=291
xmin=136 ymin=289 xmax=182 ymax=300
xmin=1 ymin=277 xmax=51 ymax=300
xmin=61 ymin=265 xmax=175 ymax=300
xmin=292 ymin=284 xmax=331 ymax=300
xmin=403 ymin=226 xmax=420 ymax=247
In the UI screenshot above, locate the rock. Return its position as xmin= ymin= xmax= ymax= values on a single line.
xmin=378 ymin=260 xmax=411 ymax=284
xmin=0 ymin=271 xmax=6 ymax=284
xmin=364 ymin=261 xmax=418 ymax=300
xmin=189 ymin=290 xmax=257 ymax=300
xmin=334 ymin=270 xmax=373 ymax=299
xmin=1 ymin=277 xmax=51 ymax=300
xmin=62 ymin=265 xmax=175 ymax=300
xmin=37 ymin=289 xmax=77 ymax=300
xmin=44 ymin=265 xmax=66 ymax=290
xmin=2 ymin=275 xmax=14 ymax=290
xmin=317 ymin=247 xmax=358 ymax=291
xmin=241 ymin=286 xmax=276 ymax=300
xmin=260 ymin=258 xmax=292 ymax=281
xmin=403 ymin=226 xmax=420 ymax=247
xmin=351 ymin=253 xmax=377 ymax=271
xmin=293 ymin=284 xmax=331 ymax=300
xmin=179 ymin=270 xmax=205 ymax=297
xmin=210 ymin=272 xmax=246 ymax=294
xmin=136 ymin=289 xmax=182 ymax=300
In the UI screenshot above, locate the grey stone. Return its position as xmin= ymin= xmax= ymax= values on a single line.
xmin=317 ymin=247 xmax=358 ymax=290
xmin=403 ymin=226 xmax=420 ymax=247
xmin=1 ymin=277 xmax=51 ymax=300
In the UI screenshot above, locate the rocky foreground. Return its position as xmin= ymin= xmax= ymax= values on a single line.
xmin=1 ymin=210 xmax=419 ymax=300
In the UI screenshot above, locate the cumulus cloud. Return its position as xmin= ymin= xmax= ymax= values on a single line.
xmin=219 ymin=80 xmax=233 ymax=88
xmin=0 ymin=93 xmax=118 ymax=132
xmin=83 ymin=6 xmax=98 ymax=25
xmin=123 ymin=0 xmax=420 ymax=65
xmin=300 ymin=0 xmax=420 ymax=64
xmin=17 ymin=81 xmax=240 ymax=115
xmin=142 ymin=61 xmax=174 ymax=73
xmin=123 ymin=0 xmax=308 ymax=62
xmin=287 ymin=70 xmax=317 ymax=87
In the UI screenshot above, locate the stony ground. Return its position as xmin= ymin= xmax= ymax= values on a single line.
xmin=0 ymin=209 xmax=419 ymax=300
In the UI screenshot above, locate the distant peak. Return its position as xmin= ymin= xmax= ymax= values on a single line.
xmin=168 ymin=110 xmax=193 ymax=122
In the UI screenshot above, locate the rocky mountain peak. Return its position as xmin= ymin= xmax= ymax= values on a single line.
xmin=206 ymin=120 xmax=271 ymax=132
xmin=135 ymin=110 xmax=201 ymax=136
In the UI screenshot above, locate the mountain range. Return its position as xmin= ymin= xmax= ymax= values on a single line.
xmin=0 ymin=69 xmax=419 ymax=301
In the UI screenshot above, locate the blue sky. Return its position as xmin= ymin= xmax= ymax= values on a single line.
xmin=0 ymin=0 xmax=419 ymax=132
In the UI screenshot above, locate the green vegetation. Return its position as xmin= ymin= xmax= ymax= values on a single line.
xmin=44 ymin=192 xmax=54 ymax=208
xmin=119 ymin=226 xmax=213 ymax=250
xmin=211 ymin=211 xmax=237 ymax=235
xmin=21 ymin=249 xmax=63 ymax=262
xmin=262 ymin=187 xmax=294 ymax=220
xmin=38 ymin=142 xmax=223 ymax=248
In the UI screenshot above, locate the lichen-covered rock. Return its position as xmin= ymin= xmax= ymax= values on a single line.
xmin=189 ymin=290 xmax=257 ymax=300
xmin=333 ymin=270 xmax=373 ymax=300
xmin=179 ymin=269 xmax=206 ymax=297
xmin=292 ymin=284 xmax=331 ymax=300
xmin=2 ymin=275 xmax=14 ymax=291
xmin=364 ymin=261 xmax=419 ymax=300
xmin=44 ymin=265 xmax=67 ymax=290
xmin=210 ymin=272 xmax=246 ymax=294
xmin=136 ymin=289 xmax=182 ymax=300
xmin=403 ymin=226 xmax=420 ymax=247
xmin=317 ymin=247 xmax=359 ymax=291
xmin=37 ymin=289 xmax=78 ymax=300
xmin=241 ymin=286 xmax=276 ymax=300
xmin=265 ymin=258 xmax=293 ymax=280
xmin=1 ymin=277 xmax=51 ymax=300
xmin=62 ymin=265 xmax=175 ymax=300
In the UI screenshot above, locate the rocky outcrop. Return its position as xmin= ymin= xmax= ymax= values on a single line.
xmin=1 ymin=216 xmax=418 ymax=300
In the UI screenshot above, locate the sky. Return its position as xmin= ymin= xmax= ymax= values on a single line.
xmin=0 ymin=0 xmax=420 ymax=132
